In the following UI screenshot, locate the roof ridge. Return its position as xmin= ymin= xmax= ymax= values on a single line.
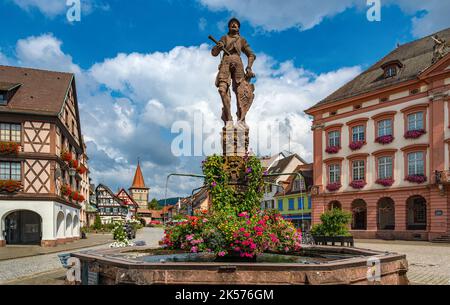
xmin=0 ymin=64 xmax=74 ymax=75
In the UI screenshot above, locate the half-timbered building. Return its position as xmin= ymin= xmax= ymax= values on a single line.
xmin=95 ymin=184 xmax=129 ymax=224
xmin=116 ymin=188 xmax=139 ymax=219
xmin=0 ymin=65 xmax=90 ymax=247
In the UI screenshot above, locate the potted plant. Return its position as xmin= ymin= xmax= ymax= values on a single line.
xmin=61 ymin=150 xmax=73 ymax=162
xmin=406 ymin=174 xmax=427 ymax=184
xmin=326 ymin=182 xmax=342 ymax=192
xmin=349 ymin=180 xmax=366 ymax=189
xmin=375 ymin=178 xmax=394 ymax=187
xmin=310 ymin=208 xmax=353 ymax=246
xmin=325 ymin=146 xmax=340 ymax=154
xmin=0 ymin=142 xmax=20 ymax=155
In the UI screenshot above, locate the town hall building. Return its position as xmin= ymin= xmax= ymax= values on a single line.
xmin=306 ymin=28 xmax=450 ymax=241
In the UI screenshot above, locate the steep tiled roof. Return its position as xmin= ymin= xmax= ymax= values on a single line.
xmin=274 ymin=165 xmax=313 ymax=196
xmin=308 ymin=27 xmax=450 ymax=110
xmin=0 ymin=65 xmax=73 ymax=115
xmin=130 ymin=161 xmax=148 ymax=189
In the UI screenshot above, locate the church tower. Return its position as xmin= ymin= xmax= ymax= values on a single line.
xmin=129 ymin=160 xmax=150 ymax=210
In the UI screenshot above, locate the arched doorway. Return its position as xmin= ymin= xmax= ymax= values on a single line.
xmin=66 ymin=214 xmax=73 ymax=237
xmin=377 ymin=198 xmax=395 ymax=230
xmin=407 ymin=196 xmax=427 ymax=230
xmin=56 ymin=212 xmax=65 ymax=238
xmin=4 ymin=211 xmax=42 ymax=245
xmin=73 ymin=215 xmax=79 ymax=237
xmin=351 ymin=199 xmax=367 ymax=230
xmin=328 ymin=201 xmax=342 ymax=210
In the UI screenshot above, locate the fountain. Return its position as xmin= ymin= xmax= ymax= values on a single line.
xmin=72 ymin=18 xmax=409 ymax=285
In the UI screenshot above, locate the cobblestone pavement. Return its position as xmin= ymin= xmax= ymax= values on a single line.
xmin=355 ymin=240 xmax=450 ymax=285
xmin=0 ymin=227 xmax=164 ymax=284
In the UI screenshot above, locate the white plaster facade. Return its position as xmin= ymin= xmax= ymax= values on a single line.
xmin=0 ymin=200 xmax=80 ymax=244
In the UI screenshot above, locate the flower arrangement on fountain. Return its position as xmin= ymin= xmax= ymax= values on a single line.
xmin=0 ymin=180 xmax=23 ymax=193
xmin=162 ymin=155 xmax=302 ymax=258
xmin=375 ymin=135 xmax=394 ymax=145
xmin=325 ymin=146 xmax=340 ymax=154
xmin=406 ymin=174 xmax=427 ymax=184
xmin=375 ymin=178 xmax=394 ymax=187
xmin=349 ymin=141 xmax=364 ymax=151
xmin=0 ymin=141 xmax=20 ymax=155
xmin=404 ymin=129 xmax=426 ymax=139
xmin=349 ymin=180 xmax=366 ymax=189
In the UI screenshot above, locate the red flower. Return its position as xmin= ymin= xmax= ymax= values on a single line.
xmin=375 ymin=178 xmax=394 ymax=187
xmin=0 ymin=142 xmax=20 ymax=155
xmin=375 ymin=135 xmax=394 ymax=145
xmin=404 ymin=129 xmax=426 ymax=139
xmin=325 ymin=146 xmax=340 ymax=154
xmin=61 ymin=150 xmax=73 ymax=162
xmin=349 ymin=180 xmax=366 ymax=189
xmin=326 ymin=182 xmax=341 ymax=192
xmin=349 ymin=141 xmax=364 ymax=151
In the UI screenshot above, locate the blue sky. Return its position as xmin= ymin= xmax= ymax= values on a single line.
xmin=1 ymin=0 xmax=449 ymax=199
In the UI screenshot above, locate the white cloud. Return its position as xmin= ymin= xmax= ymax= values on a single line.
xmin=199 ymin=0 xmax=450 ymax=36
xmin=4 ymin=33 xmax=361 ymax=198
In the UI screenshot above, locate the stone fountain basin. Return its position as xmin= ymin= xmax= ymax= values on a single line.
xmin=72 ymin=246 xmax=409 ymax=285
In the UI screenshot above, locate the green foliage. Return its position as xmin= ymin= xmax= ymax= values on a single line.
xmin=148 ymin=198 xmax=160 ymax=210
xmin=93 ymin=214 xmax=102 ymax=230
xmin=112 ymin=222 xmax=128 ymax=242
xmin=202 ymin=155 xmax=264 ymax=215
xmin=310 ymin=208 xmax=352 ymax=237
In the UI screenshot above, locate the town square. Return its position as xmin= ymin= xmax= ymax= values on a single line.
xmin=1 ymin=0 xmax=450 ymax=295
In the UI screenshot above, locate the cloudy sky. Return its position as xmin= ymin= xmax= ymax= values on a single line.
xmin=1 ymin=0 xmax=449 ymax=199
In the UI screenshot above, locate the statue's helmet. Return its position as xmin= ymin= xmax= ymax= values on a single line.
xmin=228 ymin=17 xmax=241 ymax=29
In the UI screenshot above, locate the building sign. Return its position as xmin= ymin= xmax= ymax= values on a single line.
xmin=435 ymin=210 xmax=444 ymax=216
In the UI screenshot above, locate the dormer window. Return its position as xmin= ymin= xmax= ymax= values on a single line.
xmin=0 ymin=92 xmax=6 ymax=105
xmin=381 ymin=60 xmax=403 ymax=79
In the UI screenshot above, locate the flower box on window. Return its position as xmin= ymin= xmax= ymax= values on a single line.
xmin=0 ymin=142 xmax=20 ymax=155
xmin=77 ymin=164 xmax=87 ymax=175
xmin=404 ymin=129 xmax=426 ymax=139
xmin=69 ymin=159 xmax=79 ymax=169
xmin=406 ymin=174 xmax=427 ymax=184
xmin=326 ymin=182 xmax=342 ymax=192
xmin=61 ymin=150 xmax=73 ymax=162
xmin=375 ymin=135 xmax=394 ymax=145
xmin=349 ymin=141 xmax=364 ymax=151
xmin=349 ymin=180 xmax=366 ymax=189
xmin=325 ymin=146 xmax=340 ymax=154
xmin=375 ymin=178 xmax=394 ymax=187
xmin=0 ymin=180 xmax=23 ymax=193
xmin=61 ymin=184 xmax=72 ymax=197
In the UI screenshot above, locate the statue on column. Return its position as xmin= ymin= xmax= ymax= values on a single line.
xmin=210 ymin=18 xmax=256 ymax=126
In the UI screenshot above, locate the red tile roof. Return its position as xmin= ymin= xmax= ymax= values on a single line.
xmin=130 ymin=161 xmax=148 ymax=189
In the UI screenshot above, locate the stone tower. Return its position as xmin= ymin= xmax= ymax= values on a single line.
xmin=129 ymin=160 xmax=150 ymax=210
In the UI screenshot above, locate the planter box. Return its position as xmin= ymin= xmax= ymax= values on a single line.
xmin=312 ymin=236 xmax=354 ymax=247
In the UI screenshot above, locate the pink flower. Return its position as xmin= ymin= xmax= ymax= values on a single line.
xmin=284 ymin=247 xmax=290 ymax=252
xmin=239 ymin=227 xmax=245 ymax=232
xmin=234 ymin=247 xmax=241 ymax=252
xmin=325 ymin=146 xmax=340 ymax=154
xmin=244 ymin=233 xmax=250 ymax=238
xmin=186 ymin=234 xmax=194 ymax=241
xmin=349 ymin=141 xmax=364 ymax=151
xmin=190 ymin=246 xmax=198 ymax=253
xmin=218 ymin=251 xmax=226 ymax=257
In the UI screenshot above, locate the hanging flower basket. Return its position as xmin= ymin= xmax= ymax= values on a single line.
xmin=406 ymin=175 xmax=427 ymax=184
xmin=61 ymin=150 xmax=73 ymax=162
xmin=325 ymin=146 xmax=340 ymax=154
xmin=69 ymin=159 xmax=79 ymax=169
xmin=375 ymin=178 xmax=394 ymax=187
xmin=349 ymin=180 xmax=366 ymax=189
xmin=326 ymin=182 xmax=342 ymax=192
xmin=349 ymin=141 xmax=364 ymax=151
xmin=375 ymin=135 xmax=394 ymax=145
xmin=0 ymin=142 xmax=20 ymax=155
xmin=0 ymin=180 xmax=23 ymax=193
xmin=61 ymin=184 xmax=73 ymax=197
xmin=77 ymin=164 xmax=87 ymax=174
xmin=404 ymin=129 xmax=426 ymax=139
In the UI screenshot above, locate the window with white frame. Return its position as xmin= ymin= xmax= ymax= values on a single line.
xmin=0 ymin=162 xmax=21 ymax=180
xmin=378 ymin=157 xmax=393 ymax=179
xmin=352 ymin=160 xmax=365 ymax=181
xmin=407 ymin=112 xmax=424 ymax=131
xmin=408 ymin=152 xmax=424 ymax=176
xmin=0 ymin=123 xmax=21 ymax=142
xmin=292 ymin=178 xmax=305 ymax=192
xmin=352 ymin=125 xmax=365 ymax=142
xmin=378 ymin=119 xmax=392 ymax=137
xmin=328 ymin=131 xmax=340 ymax=147
xmin=329 ymin=164 xmax=341 ymax=183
